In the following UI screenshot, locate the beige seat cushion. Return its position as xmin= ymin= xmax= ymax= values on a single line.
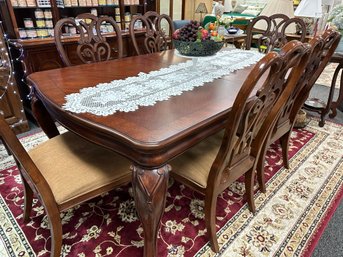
xmin=170 ymin=132 xmax=225 ymax=189
xmin=28 ymin=132 xmax=131 ymax=205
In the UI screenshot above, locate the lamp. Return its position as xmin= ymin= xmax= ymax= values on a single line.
xmin=195 ymin=3 xmax=208 ymax=23
xmin=294 ymin=0 xmax=322 ymax=18
xmin=294 ymin=0 xmax=322 ymax=35
xmin=260 ymin=0 xmax=294 ymax=17
xmin=255 ymin=0 xmax=296 ymax=33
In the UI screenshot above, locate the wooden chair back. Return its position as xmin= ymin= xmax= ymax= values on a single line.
xmin=143 ymin=11 xmax=160 ymax=28
xmin=256 ymin=29 xmax=341 ymax=193
xmin=0 ymin=113 xmax=54 ymax=211
xmin=245 ymin=14 xmax=307 ymax=53
xmin=209 ymin=41 xmax=309 ymax=192
xmin=279 ymin=29 xmax=341 ymax=128
xmin=129 ymin=12 xmax=174 ymax=55
xmin=54 ymin=13 xmax=123 ymax=66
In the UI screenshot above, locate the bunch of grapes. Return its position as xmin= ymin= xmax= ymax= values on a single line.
xmin=173 ymin=20 xmax=202 ymax=42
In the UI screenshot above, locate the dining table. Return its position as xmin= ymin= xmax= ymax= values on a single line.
xmin=26 ymin=48 xmax=262 ymax=257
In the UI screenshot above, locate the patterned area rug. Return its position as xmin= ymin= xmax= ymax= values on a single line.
xmin=0 ymin=119 xmax=342 ymax=257
xmin=316 ymin=63 xmax=340 ymax=89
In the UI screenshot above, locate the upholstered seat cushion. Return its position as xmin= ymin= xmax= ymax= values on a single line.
xmin=28 ymin=132 xmax=131 ymax=206
xmin=170 ymin=131 xmax=225 ymax=188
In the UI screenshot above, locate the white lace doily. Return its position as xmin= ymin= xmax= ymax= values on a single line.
xmin=63 ymin=50 xmax=264 ymax=116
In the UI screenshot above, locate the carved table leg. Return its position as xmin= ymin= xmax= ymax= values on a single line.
xmin=132 ymin=164 xmax=170 ymax=257
xmin=329 ymin=63 xmax=343 ymax=118
xmin=31 ymin=95 xmax=60 ymax=138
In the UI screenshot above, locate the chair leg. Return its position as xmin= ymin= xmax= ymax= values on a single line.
xmin=279 ymin=132 xmax=291 ymax=169
xmin=48 ymin=214 xmax=63 ymax=257
xmin=329 ymin=64 xmax=343 ymax=119
xmin=2 ymin=140 xmax=12 ymax=156
xmin=256 ymin=155 xmax=266 ymax=193
xmin=22 ymin=178 xmax=33 ymax=223
xmin=256 ymin=141 xmax=268 ymax=194
xmin=245 ymin=168 xmax=256 ymax=213
xmin=314 ymin=62 xmax=342 ymax=126
xmin=205 ymin=194 xmax=219 ymax=253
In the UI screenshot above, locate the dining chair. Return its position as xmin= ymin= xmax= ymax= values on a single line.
xmin=0 ymin=113 xmax=132 ymax=257
xmin=303 ymin=32 xmax=343 ymax=127
xmin=169 ymin=41 xmax=310 ymax=252
xmin=54 ymin=13 xmax=123 ymax=66
xmin=256 ymin=29 xmax=341 ymax=193
xmin=129 ymin=11 xmax=174 ymax=55
xmin=245 ymin=14 xmax=307 ymax=53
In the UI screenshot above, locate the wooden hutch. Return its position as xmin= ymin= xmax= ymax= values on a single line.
xmin=0 ymin=0 xmax=156 ymax=115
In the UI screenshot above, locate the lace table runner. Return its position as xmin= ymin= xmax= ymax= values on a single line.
xmin=63 ymin=49 xmax=264 ymax=116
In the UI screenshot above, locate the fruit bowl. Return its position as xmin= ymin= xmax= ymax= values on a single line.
xmin=173 ymin=39 xmax=224 ymax=57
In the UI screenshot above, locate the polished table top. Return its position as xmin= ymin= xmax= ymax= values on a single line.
xmin=27 ymin=48 xmax=256 ymax=257
xmin=27 ymin=49 xmax=254 ymax=167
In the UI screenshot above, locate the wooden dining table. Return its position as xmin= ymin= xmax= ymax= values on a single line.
xmin=27 ymin=48 xmax=255 ymax=257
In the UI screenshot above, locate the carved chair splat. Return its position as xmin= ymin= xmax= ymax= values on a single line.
xmin=129 ymin=11 xmax=174 ymax=55
xmin=54 ymin=13 xmax=123 ymax=66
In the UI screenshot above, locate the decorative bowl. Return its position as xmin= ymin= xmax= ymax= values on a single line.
xmin=227 ymin=27 xmax=239 ymax=34
xmin=173 ymin=39 xmax=224 ymax=57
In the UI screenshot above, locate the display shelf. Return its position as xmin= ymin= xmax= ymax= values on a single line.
xmin=13 ymin=6 xmax=51 ymax=8
xmin=2 ymin=0 xmax=152 ymax=39
xmin=60 ymin=4 xmax=121 ymax=7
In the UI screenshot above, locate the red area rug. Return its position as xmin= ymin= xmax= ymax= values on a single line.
xmin=0 ymin=119 xmax=342 ymax=257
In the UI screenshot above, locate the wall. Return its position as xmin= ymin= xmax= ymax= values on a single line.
xmin=159 ymin=0 xmax=183 ymax=19
xmin=184 ymin=0 xmax=213 ymax=21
